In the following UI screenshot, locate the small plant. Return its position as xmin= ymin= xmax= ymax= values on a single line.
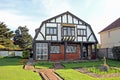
xmin=22 ymin=50 xmax=30 ymax=59
xmin=87 ymin=67 xmax=120 ymax=75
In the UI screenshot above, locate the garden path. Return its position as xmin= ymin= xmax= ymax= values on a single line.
xmin=24 ymin=58 xmax=63 ymax=80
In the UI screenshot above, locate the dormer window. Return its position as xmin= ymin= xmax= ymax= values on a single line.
xmin=46 ymin=27 xmax=57 ymax=35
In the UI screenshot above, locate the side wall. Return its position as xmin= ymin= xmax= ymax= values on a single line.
xmin=0 ymin=51 xmax=22 ymax=57
xmin=100 ymin=28 xmax=120 ymax=48
xmin=97 ymin=48 xmax=114 ymax=59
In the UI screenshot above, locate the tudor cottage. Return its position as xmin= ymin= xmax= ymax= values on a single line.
xmin=33 ymin=11 xmax=98 ymax=61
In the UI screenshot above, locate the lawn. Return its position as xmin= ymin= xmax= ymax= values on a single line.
xmin=35 ymin=61 xmax=53 ymax=69
xmin=33 ymin=59 xmax=120 ymax=80
xmin=0 ymin=57 xmax=41 ymax=80
xmin=56 ymin=59 xmax=120 ymax=80
xmin=56 ymin=69 xmax=97 ymax=80
xmin=56 ymin=69 xmax=120 ymax=80
xmin=87 ymin=67 xmax=120 ymax=75
xmin=62 ymin=59 xmax=120 ymax=69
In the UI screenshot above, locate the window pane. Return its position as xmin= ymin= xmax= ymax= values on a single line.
xmin=50 ymin=28 xmax=53 ymax=34
xmin=53 ymin=28 xmax=56 ymax=34
xmin=66 ymin=46 xmax=76 ymax=53
xmin=71 ymin=28 xmax=75 ymax=36
xmin=68 ymin=28 xmax=71 ymax=35
xmin=84 ymin=30 xmax=86 ymax=35
xmin=50 ymin=46 xmax=60 ymax=53
xmin=64 ymin=29 xmax=67 ymax=35
xmin=46 ymin=27 xmax=57 ymax=35
xmin=46 ymin=28 xmax=49 ymax=34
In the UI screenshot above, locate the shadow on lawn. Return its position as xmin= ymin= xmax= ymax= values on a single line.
xmin=0 ymin=56 xmax=27 ymax=66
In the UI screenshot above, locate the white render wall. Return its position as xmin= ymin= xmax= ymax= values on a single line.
xmin=100 ymin=27 xmax=120 ymax=48
xmin=0 ymin=51 xmax=22 ymax=57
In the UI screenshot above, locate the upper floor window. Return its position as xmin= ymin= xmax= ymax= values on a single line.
xmin=62 ymin=27 xmax=75 ymax=36
xmin=46 ymin=27 xmax=57 ymax=35
xmin=77 ymin=29 xmax=86 ymax=36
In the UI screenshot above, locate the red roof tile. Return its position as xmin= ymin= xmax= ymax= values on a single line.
xmin=99 ymin=17 xmax=120 ymax=33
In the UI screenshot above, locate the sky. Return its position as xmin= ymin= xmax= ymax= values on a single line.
xmin=0 ymin=0 xmax=120 ymax=43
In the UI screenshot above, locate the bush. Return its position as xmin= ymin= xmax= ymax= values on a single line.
xmin=22 ymin=50 xmax=30 ymax=59
xmin=112 ymin=46 xmax=120 ymax=60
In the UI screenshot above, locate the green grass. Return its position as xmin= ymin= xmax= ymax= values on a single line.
xmin=62 ymin=59 xmax=120 ymax=69
xmin=56 ymin=69 xmax=97 ymax=80
xmin=87 ymin=67 xmax=120 ymax=75
xmin=107 ymin=59 xmax=120 ymax=67
xmin=100 ymin=77 xmax=120 ymax=80
xmin=35 ymin=61 xmax=53 ymax=69
xmin=0 ymin=57 xmax=41 ymax=80
xmin=62 ymin=60 xmax=103 ymax=69
xmin=56 ymin=69 xmax=120 ymax=80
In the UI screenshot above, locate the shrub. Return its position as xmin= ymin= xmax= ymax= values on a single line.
xmin=112 ymin=46 xmax=120 ymax=60
xmin=22 ymin=50 xmax=30 ymax=59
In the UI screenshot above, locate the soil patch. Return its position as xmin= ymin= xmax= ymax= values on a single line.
xmin=54 ymin=62 xmax=64 ymax=69
xmin=76 ymin=68 xmax=120 ymax=78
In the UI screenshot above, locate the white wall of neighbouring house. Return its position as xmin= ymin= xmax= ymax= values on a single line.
xmin=100 ymin=27 xmax=120 ymax=48
xmin=0 ymin=51 xmax=22 ymax=57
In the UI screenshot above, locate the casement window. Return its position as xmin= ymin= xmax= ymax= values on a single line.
xmin=50 ymin=46 xmax=60 ymax=53
xmin=62 ymin=27 xmax=75 ymax=36
xmin=66 ymin=45 xmax=76 ymax=53
xmin=77 ymin=29 xmax=86 ymax=36
xmin=46 ymin=27 xmax=57 ymax=35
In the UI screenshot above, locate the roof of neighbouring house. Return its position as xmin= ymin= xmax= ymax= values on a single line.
xmin=99 ymin=17 xmax=120 ymax=33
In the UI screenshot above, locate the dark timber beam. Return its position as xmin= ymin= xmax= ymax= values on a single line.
xmin=64 ymin=42 xmax=67 ymax=61
xmin=48 ymin=42 xmax=51 ymax=61
xmin=80 ymin=42 xmax=83 ymax=59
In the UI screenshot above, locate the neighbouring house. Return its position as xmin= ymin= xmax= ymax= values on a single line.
xmin=99 ymin=18 xmax=120 ymax=58
xmin=33 ymin=11 xmax=98 ymax=61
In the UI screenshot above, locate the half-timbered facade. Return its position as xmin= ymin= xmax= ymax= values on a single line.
xmin=33 ymin=11 xmax=98 ymax=61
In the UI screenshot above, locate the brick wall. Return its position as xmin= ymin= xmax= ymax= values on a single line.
xmin=50 ymin=45 xmax=64 ymax=61
xmin=66 ymin=45 xmax=80 ymax=60
xmin=50 ymin=44 xmax=80 ymax=61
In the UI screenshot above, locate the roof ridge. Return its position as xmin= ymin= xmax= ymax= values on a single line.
xmin=99 ymin=17 xmax=120 ymax=33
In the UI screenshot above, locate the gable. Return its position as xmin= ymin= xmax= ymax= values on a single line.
xmin=44 ymin=11 xmax=88 ymax=25
xmin=34 ymin=11 xmax=98 ymax=43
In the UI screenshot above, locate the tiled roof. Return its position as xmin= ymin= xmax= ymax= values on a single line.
xmin=99 ymin=17 xmax=120 ymax=33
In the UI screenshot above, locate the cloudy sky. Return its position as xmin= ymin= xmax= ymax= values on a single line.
xmin=0 ymin=0 xmax=120 ymax=43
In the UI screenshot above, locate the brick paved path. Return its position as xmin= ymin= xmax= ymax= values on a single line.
xmin=24 ymin=58 xmax=63 ymax=80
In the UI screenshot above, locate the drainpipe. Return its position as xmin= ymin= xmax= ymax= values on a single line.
xmin=48 ymin=42 xmax=51 ymax=61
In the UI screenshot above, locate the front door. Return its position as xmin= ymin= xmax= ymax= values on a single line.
xmin=82 ymin=44 xmax=88 ymax=59
xmin=36 ymin=43 xmax=48 ymax=60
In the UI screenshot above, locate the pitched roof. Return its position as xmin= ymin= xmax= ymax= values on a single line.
xmin=99 ymin=17 xmax=120 ymax=33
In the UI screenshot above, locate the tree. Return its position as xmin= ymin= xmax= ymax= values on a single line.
xmin=0 ymin=22 xmax=16 ymax=49
xmin=13 ymin=26 xmax=33 ymax=49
